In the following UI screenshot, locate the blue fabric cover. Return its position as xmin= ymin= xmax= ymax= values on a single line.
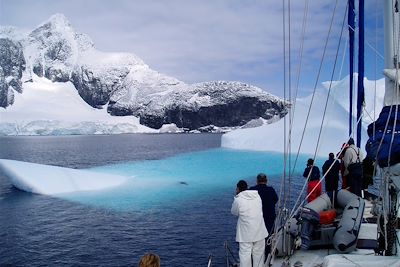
xmin=366 ymin=105 xmax=400 ymax=167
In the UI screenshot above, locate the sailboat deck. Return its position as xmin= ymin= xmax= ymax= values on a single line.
xmin=269 ymin=199 xmax=395 ymax=267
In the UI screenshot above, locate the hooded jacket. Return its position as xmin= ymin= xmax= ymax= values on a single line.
xmin=231 ymin=190 xmax=269 ymax=242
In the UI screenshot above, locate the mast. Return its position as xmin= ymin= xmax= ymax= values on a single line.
xmin=376 ymin=0 xmax=400 ymax=256
xmin=356 ymin=0 xmax=365 ymax=147
xmin=348 ymin=0 xmax=355 ymax=136
xmin=384 ymin=0 xmax=400 ymax=106
xmin=349 ymin=0 xmax=365 ymax=146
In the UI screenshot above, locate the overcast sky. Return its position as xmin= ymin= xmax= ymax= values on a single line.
xmin=0 ymin=0 xmax=384 ymax=97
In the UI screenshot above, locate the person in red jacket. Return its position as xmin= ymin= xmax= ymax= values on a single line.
xmin=303 ymin=158 xmax=322 ymax=202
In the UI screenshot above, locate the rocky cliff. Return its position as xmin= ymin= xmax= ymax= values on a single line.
xmin=0 ymin=14 xmax=289 ymax=131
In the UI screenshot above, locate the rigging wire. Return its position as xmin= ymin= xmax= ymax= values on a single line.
xmin=275 ymin=0 xmax=310 ymax=220
xmin=269 ymin=1 xmax=344 ymax=263
xmin=276 ymin=0 xmax=288 ymax=231
xmin=286 ymin=0 xmax=310 ymax=211
xmin=313 ymin=1 xmax=348 ymax=158
xmin=294 ymin=0 xmax=350 ymax=218
xmin=291 ymin=115 xmax=363 ymax=220
xmin=339 ymin=33 xmax=349 ymax=80
xmin=287 ymin=0 xmax=292 ymax=214
xmin=275 ymin=0 xmax=311 ymax=235
xmin=287 ymin=0 xmax=343 ymax=186
xmin=288 ymin=0 xmax=343 ymax=219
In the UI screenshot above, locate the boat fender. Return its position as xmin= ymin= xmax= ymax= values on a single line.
xmin=304 ymin=193 xmax=332 ymax=212
xmin=333 ymin=196 xmax=365 ymax=253
xmin=300 ymin=207 xmax=320 ymax=250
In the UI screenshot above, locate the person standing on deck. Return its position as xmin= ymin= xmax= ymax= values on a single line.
xmin=231 ymin=180 xmax=268 ymax=267
xmin=338 ymin=143 xmax=350 ymax=189
xmin=343 ymin=138 xmax=364 ymax=197
xmin=250 ymin=173 xmax=278 ymax=256
xmin=322 ymin=153 xmax=340 ymax=195
xmin=303 ymin=158 xmax=322 ymax=202
xmin=249 ymin=173 xmax=278 ymax=234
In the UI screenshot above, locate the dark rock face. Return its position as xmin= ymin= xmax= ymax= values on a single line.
xmin=0 ymin=38 xmax=25 ymax=107
xmin=108 ymin=80 xmax=289 ymax=130
xmin=107 ymin=99 xmax=134 ymax=116
xmin=71 ymin=66 xmax=130 ymax=108
xmin=29 ymin=22 xmax=73 ymax=83
xmin=138 ymin=96 xmax=288 ymax=129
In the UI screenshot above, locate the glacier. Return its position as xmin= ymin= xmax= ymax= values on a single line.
xmin=0 ymin=74 xmax=157 ymax=135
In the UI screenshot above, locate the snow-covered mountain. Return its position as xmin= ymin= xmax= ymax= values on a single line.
xmin=0 ymin=14 xmax=289 ymax=135
xmin=222 ymin=74 xmax=385 ymax=157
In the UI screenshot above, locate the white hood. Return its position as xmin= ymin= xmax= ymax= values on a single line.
xmin=236 ymin=190 xmax=260 ymax=200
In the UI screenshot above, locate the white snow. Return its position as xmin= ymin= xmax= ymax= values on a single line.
xmin=159 ymin=123 xmax=183 ymax=133
xmin=222 ymin=75 xmax=385 ymax=157
xmin=0 ymin=159 xmax=128 ymax=195
xmin=0 ymin=74 xmax=157 ymax=135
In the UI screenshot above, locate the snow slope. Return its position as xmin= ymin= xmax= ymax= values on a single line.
xmin=0 ymin=74 xmax=157 ymax=135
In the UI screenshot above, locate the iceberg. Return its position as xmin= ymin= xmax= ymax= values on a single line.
xmin=0 ymin=159 xmax=128 ymax=195
xmin=222 ymin=75 xmax=385 ymax=157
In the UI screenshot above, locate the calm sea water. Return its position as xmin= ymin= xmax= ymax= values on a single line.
xmin=0 ymin=134 xmax=309 ymax=266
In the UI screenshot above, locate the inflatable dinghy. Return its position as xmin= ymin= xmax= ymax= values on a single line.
xmin=300 ymin=190 xmax=365 ymax=253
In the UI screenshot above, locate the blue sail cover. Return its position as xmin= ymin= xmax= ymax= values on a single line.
xmin=366 ymin=106 xmax=400 ymax=167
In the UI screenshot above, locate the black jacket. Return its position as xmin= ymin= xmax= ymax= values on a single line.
xmin=303 ymin=165 xmax=320 ymax=181
xmin=322 ymin=158 xmax=340 ymax=191
xmin=249 ymin=184 xmax=278 ymax=225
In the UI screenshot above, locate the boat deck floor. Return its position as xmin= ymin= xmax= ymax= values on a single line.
xmin=269 ymin=199 xmax=400 ymax=267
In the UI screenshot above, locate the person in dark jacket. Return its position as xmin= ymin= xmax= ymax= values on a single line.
xmin=303 ymin=158 xmax=322 ymax=202
xmin=250 ymin=173 xmax=278 ymax=257
xmin=249 ymin=173 xmax=279 ymax=233
xmin=322 ymin=152 xmax=340 ymax=194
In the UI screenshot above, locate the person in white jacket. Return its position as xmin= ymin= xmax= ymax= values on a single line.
xmin=231 ymin=180 xmax=269 ymax=267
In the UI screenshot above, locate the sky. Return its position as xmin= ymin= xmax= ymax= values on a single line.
xmin=0 ymin=0 xmax=385 ymax=98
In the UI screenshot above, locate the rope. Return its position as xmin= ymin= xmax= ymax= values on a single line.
xmin=224 ymin=241 xmax=238 ymax=266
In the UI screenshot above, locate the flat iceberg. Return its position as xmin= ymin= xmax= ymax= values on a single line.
xmin=0 ymin=159 xmax=128 ymax=195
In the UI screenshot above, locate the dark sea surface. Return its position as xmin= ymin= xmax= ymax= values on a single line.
xmin=0 ymin=134 xmax=309 ymax=266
